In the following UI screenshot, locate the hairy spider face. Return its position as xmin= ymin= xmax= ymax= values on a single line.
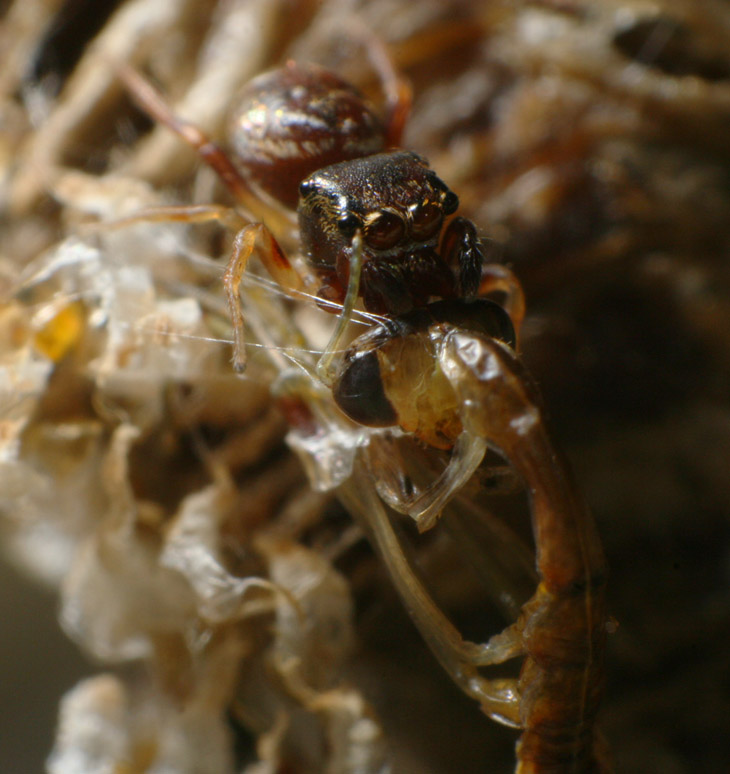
xmin=299 ymin=150 xmax=458 ymax=259
xmin=297 ymin=151 xmax=460 ymax=313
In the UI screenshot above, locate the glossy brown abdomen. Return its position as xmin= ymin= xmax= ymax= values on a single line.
xmin=229 ymin=61 xmax=387 ymax=209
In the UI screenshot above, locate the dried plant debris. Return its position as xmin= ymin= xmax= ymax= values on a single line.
xmin=1 ymin=0 xmax=730 ymax=772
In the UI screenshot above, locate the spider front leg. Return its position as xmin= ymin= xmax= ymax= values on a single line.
xmin=93 ymin=199 xmax=305 ymax=373
xmin=223 ymin=223 xmax=304 ymax=372
xmin=226 ymin=224 xmax=368 ymax=378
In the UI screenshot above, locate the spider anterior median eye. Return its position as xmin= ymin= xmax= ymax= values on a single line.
xmin=411 ymin=202 xmax=443 ymax=240
xmin=364 ymin=210 xmax=405 ymax=250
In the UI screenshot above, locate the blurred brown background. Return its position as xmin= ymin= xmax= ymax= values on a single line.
xmin=2 ymin=0 xmax=730 ymax=772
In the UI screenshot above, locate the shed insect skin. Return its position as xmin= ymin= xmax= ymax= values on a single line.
xmin=334 ymin=316 xmax=610 ymax=773
xmin=118 ymin=52 xmax=608 ymax=773
xmin=444 ymin=333 xmax=609 ymax=774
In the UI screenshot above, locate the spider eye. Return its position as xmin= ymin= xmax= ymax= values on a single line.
xmin=364 ymin=210 xmax=405 ymax=250
xmin=442 ymin=190 xmax=459 ymax=215
xmin=411 ymin=202 xmax=443 ymax=240
xmin=299 ymin=178 xmax=316 ymax=199
xmin=337 ymin=213 xmax=361 ymax=238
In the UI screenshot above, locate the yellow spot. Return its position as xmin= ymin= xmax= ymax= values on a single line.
xmin=33 ymin=301 xmax=85 ymax=361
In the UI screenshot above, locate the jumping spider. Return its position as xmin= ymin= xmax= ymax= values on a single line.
xmin=120 ymin=58 xmax=523 ymax=382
